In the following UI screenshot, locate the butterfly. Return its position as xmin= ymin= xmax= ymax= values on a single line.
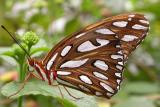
xmin=2 ymin=13 xmax=149 ymax=99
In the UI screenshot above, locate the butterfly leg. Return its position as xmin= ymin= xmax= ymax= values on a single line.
xmin=8 ymin=72 xmax=41 ymax=98
xmin=51 ymin=83 xmax=64 ymax=99
xmin=63 ymin=86 xmax=83 ymax=100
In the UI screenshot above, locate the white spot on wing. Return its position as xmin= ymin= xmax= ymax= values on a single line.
xmin=128 ymin=18 xmax=132 ymax=21
xmin=128 ymin=14 xmax=135 ymax=17
xmin=47 ymin=53 xmax=58 ymax=70
xmin=100 ymin=82 xmax=114 ymax=93
xmin=111 ymin=55 xmax=123 ymax=59
xmin=75 ymin=32 xmax=86 ymax=38
xmin=57 ymin=71 xmax=71 ymax=75
xmin=95 ymin=91 xmax=103 ymax=96
xmin=96 ymin=38 xmax=110 ymax=46
xmin=139 ymin=20 xmax=149 ymax=24
xmin=116 ymin=65 xmax=123 ymax=70
xmin=113 ymin=21 xmax=128 ymax=27
xmin=115 ymin=73 xmax=121 ymax=77
xmin=78 ymin=40 xmax=109 ymax=52
xmin=94 ymin=60 xmax=108 ymax=71
xmin=118 ymin=61 xmax=123 ymax=65
xmin=60 ymin=58 xmax=88 ymax=68
xmin=118 ymin=50 xmax=123 ymax=54
xmin=79 ymin=75 xmax=92 ymax=84
xmin=117 ymin=86 xmax=120 ymax=90
xmin=106 ymin=93 xmax=113 ymax=97
xmin=121 ymin=35 xmax=138 ymax=42
xmin=78 ymin=41 xmax=96 ymax=52
xmin=93 ymin=72 xmax=108 ymax=80
xmin=95 ymin=28 xmax=115 ymax=34
xmin=117 ymin=79 xmax=121 ymax=84
xmin=132 ymin=24 xmax=148 ymax=30
xmin=61 ymin=46 xmax=72 ymax=56
xmin=116 ymin=45 xmax=121 ymax=48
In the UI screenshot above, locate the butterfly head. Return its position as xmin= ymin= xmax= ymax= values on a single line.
xmin=27 ymin=58 xmax=36 ymax=71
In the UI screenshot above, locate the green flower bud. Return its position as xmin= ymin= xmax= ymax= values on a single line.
xmin=22 ymin=31 xmax=39 ymax=47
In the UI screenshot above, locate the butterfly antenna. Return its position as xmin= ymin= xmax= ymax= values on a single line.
xmin=1 ymin=25 xmax=32 ymax=60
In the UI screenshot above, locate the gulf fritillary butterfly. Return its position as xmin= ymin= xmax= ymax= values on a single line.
xmin=2 ymin=13 xmax=149 ymax=99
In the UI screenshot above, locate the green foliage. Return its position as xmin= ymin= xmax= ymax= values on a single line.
xmin=1 ymin=80 xmax=98 ymax=107
xmin=64 ymin=18 xmax=81 ymax=36
xmin=113 ymin=97 xmax=155 ymax=107
xmin=125 ymin=82 xmax=159 ymax=94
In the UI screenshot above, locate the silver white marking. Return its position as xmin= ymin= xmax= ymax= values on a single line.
xmin=56 ymin=78 xmax=78 ymax=88
xmin=113 ymin=21 xmax=128 ymax=27
xmin=93 ymin=72 xmax=108 ymax=80
xmin=79 ymin=85 xmax=90 ymax=92
xmin=115 ymin=73 xmax=121 ymax=77
xmin=132 ymin=24 xmax=148 ymax=30
xmin=100 ymin=82 xmax=114 ymax=93
xmin=75 ymin=32 xmax=86 ymax=38
xmin=96 ymin=38 xmax=110 ymax=46
xmin=35 ymin=64 xmax=48 ymax=81
xmin=95 ymin=28 xmax=115 ymax=34
xmin=61 ymin=46 xmax=72 ymax=56
xmin=57 ymin=71 xmax=71 ymax=75
xmin=80 ymin=75 xmax=92 ymax=84
xmin=94 ymin=60 xmax=108 ymax=71
xmin=95 ymin=91 xmax=103 ymax=96
xmin=128 ymin=18 xmax=132 ymax=21
xmin=60 ymin=58 xmax=88 ymax=68
xmin=128 ymin=14 xmax=135 ymax=17
xmin=118 ymin=61 xmax=123 ymax=65
xmin=116 ymin=65 xmax=123 ymax=70
xmin=139 ymin=20 xmax=149 ymax=24
xmin=117 ymin=86 xmax=120 ymax=90
xmin=116 ymin=45 xmax=121 ymax=48
xmin=121 ymin=35 xmax=138 ymax=42
xmin=106 ymin=93 xmax=113 ymax=97
xmin=50 ymin=72 xmax=53 ymax=80
xmin=111 ymin=55 xmax=123 ymax=59
xmin=78 ymin=40 xmax=109 ymax=52
xmin=118 ymin=50 xmax=123 ymax=54
xmin=117 ymin=79 xmax=121 ymax=84
xmin=47 ymin=53 xmax=58 ymax=70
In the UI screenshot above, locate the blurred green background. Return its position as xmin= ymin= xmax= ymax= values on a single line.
xmin=0 ymin=0 xmax=160 ymax=107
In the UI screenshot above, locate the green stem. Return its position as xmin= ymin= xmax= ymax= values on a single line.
xmin=18 ymin=59 xmax=25 ymax=107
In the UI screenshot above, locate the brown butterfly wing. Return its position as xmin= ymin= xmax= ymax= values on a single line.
xmin=101 ymin=13 xmax=149 ymax=60
xmin=42 ymin=13 xmax=149 ymax=98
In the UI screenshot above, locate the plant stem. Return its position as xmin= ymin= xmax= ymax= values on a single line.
xmin=18 ymin=60 xmax=25 ymax=107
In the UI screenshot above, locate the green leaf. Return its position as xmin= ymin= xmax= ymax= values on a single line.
xmin=1 ymin=80 xmax=98 ymax=107
xmin=30 ymin=47 xmax=50 ymax=55
xmin=64 ymin=18 xmax=81 ymax=36
xmin=1 ymin=51 xmax=15 ymax=57
xmin=113 ymin=97 xmax=155 ymax=107
xmin=81 ymin=0 xmax=101 ymax=17
xmin=125 ymin=82 xmax=159 ymax=94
